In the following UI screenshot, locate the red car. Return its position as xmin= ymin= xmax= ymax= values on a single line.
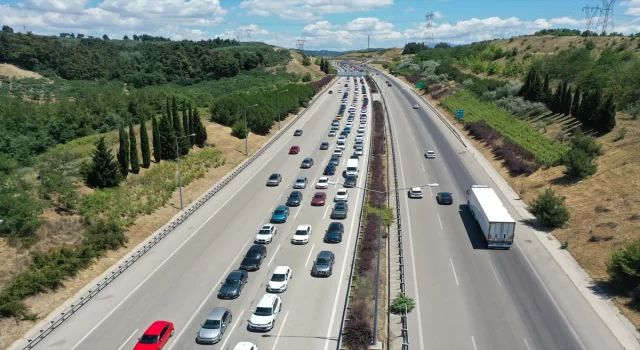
xmin=289 ymin=145 xmax=300 ymax=154
xmin=134 ymin=321 xmax=174 ymax=350
xmin=311 ymin=192 xmax=327 ymax=206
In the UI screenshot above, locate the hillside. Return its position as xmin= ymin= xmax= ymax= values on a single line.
xmin=382 ymin=31 xmax=640 ymax=329
xmin=336 ymin=48 xmax=404 ymax=61
xmin=286 ymin=49 xmax=326 ymax=79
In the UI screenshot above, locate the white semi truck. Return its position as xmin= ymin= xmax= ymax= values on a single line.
xmin=466 ymin=185 xmax=516 ymax=249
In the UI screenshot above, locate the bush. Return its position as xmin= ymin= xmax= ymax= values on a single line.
xmin=569 ymin=130 xmax=603 ymax=157
xmin=529 ymin=188 xmax=570 ymax=228
xmin=563 ymin=147 xmax=597 ymax=180
xmin=343 ymin=318 xmax=373 ymax=350
xmin=231 ymin=119 xmax=248 ymax=138
xmin=495 ymin=96 xmax=549 ymax=118
xmin=390 ymin=293 xmax=416 ymax=315
xmin=608 ymin=239 xmax=640 ymax=290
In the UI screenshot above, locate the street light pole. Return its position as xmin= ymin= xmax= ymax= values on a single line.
xmin=277 ymin=90 xmax=288 ymax=130
xmin=175 ymin=133 xmax=196 ymax=210
xmin=243 ymin=104 xmax=259 ymax=156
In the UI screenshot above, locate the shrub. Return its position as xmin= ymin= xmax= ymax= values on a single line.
xmin=569 ymin=130 xmax=603 ymax=157
xmin=495 ymin=96 xmax=549 ymax=118
xmin=529 ymin=188 xmax=570 ymax=228
xmin=563 ymin=147 xmax=597 ymax=180
xmin=231 ymin=119 xmax=248 ymax=138
xmin=608 ymin=239 xmax=640 ymax=291
xmin=343 ymin=318 xmax=373 ymax=350
xmin=390 ymin=293 xmax=416 ymax=315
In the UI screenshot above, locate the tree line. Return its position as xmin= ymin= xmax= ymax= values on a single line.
xmin=87 ymin=97 xmax=208 ymax=188
xmin=0 ymin=31 xmax=291 ymax=87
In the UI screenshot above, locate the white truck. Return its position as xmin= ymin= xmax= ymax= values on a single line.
xmin=466 ymin=185 xmax=515 ymax=249
xmin=346 ymin=158 xmax=359 ymax=177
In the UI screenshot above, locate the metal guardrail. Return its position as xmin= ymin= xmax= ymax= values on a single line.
xmin=371 ymin=75 xmax=410 ymax=349
xmin=336 ymin=81 xmax=376 ymax=350
xmin=18 ymin=79 xmax=337 ymax=350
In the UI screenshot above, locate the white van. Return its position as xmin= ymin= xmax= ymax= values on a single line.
xmin=346 ymin=158 xmax=359 ymax=177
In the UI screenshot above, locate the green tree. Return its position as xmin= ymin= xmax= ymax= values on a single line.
xmin=39 ymin=169 xmax=79 ymax=212
xmin=551 ymin=82 xmax=563 ymax=113
xmin=128 ymin=123 xmax=140 ymax=174
xmin=390 ymin=293 xmax=416 ymax=314
xmin=562 ymin=85 xmax=572 ymax=116
xmin=232 ymin=119 xmax=248 ymax=138
xmin=117 ymin=125 xmax=130 ymax=178
xmin=151 ymin=115 xmax=161 ymax=163
xmin=171 ymin=97 xmax=189 ymax=156
xmin=541 ymin=74 xmax=552 ymax=104
xmin=563 ymin=147 xmax=597 ymax=179
xmin=529 ymin=188 xmax=570 ymax=228
xmin=594 ymin=94 xmax=617 ymax=134
xmin=0 ymin=184 xmax=42 ymax=240
xmin=186 ymin=103 xmax=195 ymax=146
xmin=608 ymin=239 xmax=640 ymax=290
xmin=159 ymin=110 xmax=177 ymax=160
xmin=182 ymin=100 xmax=191 ymax=142
xmin=570 ymin=86 xmax=581 ymax=117
xmin=86 ymin=136 xmax=122 ymax=188
xmin=193 ymin=107 xmax=208 ymax=147
xmin=139 ymin=114 xmax=151 ymax=168
xmin=569 ymin=129 xmax=603 ymax=157
xmin=518 ymin=67 xmax=534 ymax=98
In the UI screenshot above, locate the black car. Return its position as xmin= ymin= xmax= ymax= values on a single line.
xmin=344 ymin=175 xmax=357 ymax=188
xmin=294 ymin=129 xmax=303 ymax=136
xmin=286 ymin=191 xmax=304 ymax=206
xmin=437 ymin=192 xmax=454 ymax=205
xmin=301 ymin=158 xmax=314 ymax=169
xmin=328 ymin=157 xmax=340 ymax=167
xmin=239 ymin=245 xmax=267 ymax=271
xmin=320 ymin=142 xmax=330 ymax=150
xmin=324 ymin=164 xmax=336 ymax=175
xmin=324 ymin=222 xmax=344 ymax=243
xmin=217 ymin=270 xmax=249 ymax=299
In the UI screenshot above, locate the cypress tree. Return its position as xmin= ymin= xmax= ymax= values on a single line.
xmin=182 ymin=100 xmax=191 ymax=144
xmin=518 ymin=68 xmax=533 ymax=98
xmin=87 ymin=136 xmax=122 ymax=188
xmin=140 ymin=114 xmax=151 ymax=168
xmin=151 ymin=115 xmax=161 ymax=162
xmin=594 ymin=94 xmax=616 ymax=134
xmin=578 ymin=89 xmax=600 ymax=128
xmin=541 ymin=74 xmax=551 ymax=104
xmin=166 ymin=97 xmax=172 ymax=123
xmin=563 ymin=85 xmax=572 ymax=116
xmin=193 ymin=107 xmax=208 ymax=148
xmin=571 ymin=86 xmax=581 ymax=118
xmin=159 ymin=110 xmax=177 ymax=160
xmin=171 ymin=96 xmax=179 ymax=130
xmin=188 ymin=103 xmax=196 ymax=146
xmin=117 ymin=124 xmax=130 ymax=178
xmin=559 ymin=81 xmax=567 ymax=112
xmin=170 ymin=97 xmax=189 ymax=155
xmin=129 ymin=123 xmax=140 ymax=174
xmin=551 ymin=82 xmax=563 ymax=113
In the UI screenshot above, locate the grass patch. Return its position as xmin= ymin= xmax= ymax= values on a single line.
xmin=441 ymin=90 xmax=567 ymax=165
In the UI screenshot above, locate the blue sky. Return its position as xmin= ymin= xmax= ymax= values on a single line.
xmin=1 ymin=0 xmax=639 ymax=50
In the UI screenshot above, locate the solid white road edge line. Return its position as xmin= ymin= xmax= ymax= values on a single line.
xmin=69 ymin=134 xmax=289 ymax=350
xmin=168 ymin=240 xmax=251 ymax=349
xmin=305 ymin=244 xmax=315 ymax=267
xmin=116 ymin=328 xmax=138 ymax=350
xmin=268 ymin=244 xmax=281 ymax=267
xmin=271 ymin=311 xmax=290 ymax=350
xmin=471 ymin=335 xmax=478 ymax=350
xmin=524 ymin=337 xmax=532 ymax=350
xmin=389 ymin=104 xmax=426 ymax=350
xmin=488 ymin=260 xmax=503 ymax=287
xmin=219 ymin=310 xmax=244 ymax=350
xmin=450 ymin=258 xmax=460 ymax=286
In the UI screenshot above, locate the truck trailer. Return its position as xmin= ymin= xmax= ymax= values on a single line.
xmin=466 ymin=185 xmax=515 ymax=249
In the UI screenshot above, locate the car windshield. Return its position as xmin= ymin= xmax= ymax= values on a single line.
xmin=338 ymin=190 xmax=346 ymax=195
xmin=442 ymin=193 xmax=452 ymax=199
xmin=316 ymin=258 xmax=330 ymax=264
xmin=336 ymin=203 xmax=346 ymax=209
xmin=271 ymin=273 xmax=286 ymax=282
xmin=254 ymin=307 xmax=273 ymax=316
xmin=203 ymin=319 xmax=221 ymax=329
xmin=139 ymin=334 xmax=159 ymax=344
xmin=274 ymin=209 xmax=285 ymax=215
xmin=258 ymin=228 xmax=272 ymax=235
xmin=295 ymin=230 xmax=308 ymax=236
xmin=315 ymin=194 xmax=324 ymax=199
xmin=225 ymin=278 xmax=240 ymax=286
xmin=269 ymin=174 xmax=278 ymax=180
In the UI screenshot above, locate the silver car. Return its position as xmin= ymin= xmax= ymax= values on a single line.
xmin=311 ymin=251 xmax=335 ymax=277
xmin=293 ymin=176 xmax=308 ymax=189
xmin=196 ymin=307 xmax=232 ymax=344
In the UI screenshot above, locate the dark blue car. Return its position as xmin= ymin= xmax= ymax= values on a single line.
xmin=324 ymin=164 xmax=336 ymax=175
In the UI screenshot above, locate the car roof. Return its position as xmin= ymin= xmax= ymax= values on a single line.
xmin=427 ymin=150 xmax=435 ymax=153
xmin=228 ymin=270 xmax=245 ymax=279
xmin=206 ymin=307 xmax=228 ymax=320
xmin=290 ymin=190 xmax=302 ymax=195
xmin=273 ymin=266 xmax=290 ymax=274
xmin=439 ymin=191 xmax=452 ymax=196
xmin=296 ymin=176 xmax=306 ymax=181
xmin=303 ymin=158 xmax=312 ymax=161
xmin=335 ymin=201 xmax=347 ymax=206
xmin=269 ymin=173 xmax=279 ymax=178
xmin=257 ymin=293 xmax=278 ymax=307
xmin=261 ymin=224 xmax=274 ymax=229
xmin=329 ymin=222 xmax=343 ymax=229
xmin=411 ymin=187 xmax=423 ymax=191
xmin=296 ymin=224 xmax=311 ymax=230
xmin=248 ymin=244 xmax=264 ymax=252
xmin=276 ymin=204 xmax=287 ymax=210
xmin=233 ymin=342 xmax=257 ymax=350
xmin=317 ymin=250 xmax=333 ymax=259
xmin=145 ymin=320 xmax=170 ymax=335
xmin=314 ymin=192 xmax=326 ymax=196
xmin=319 ymin=177 xmax=329 ymax=181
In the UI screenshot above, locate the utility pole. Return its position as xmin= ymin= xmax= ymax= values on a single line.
xmin=596 ymin=0 xmax=616 ymax=35
xmin=295 ymin=37 xmax=306 ymax=52
xmin=234 ymin=31 xmax=241 ymax=42
xmin=423 ymin=12 xmax=435 ymax=48
xmin=582 ymin=5 xmax=600 ymax=32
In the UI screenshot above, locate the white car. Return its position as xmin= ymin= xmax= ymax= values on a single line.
xmin=254 ymin=224 xmax=277 ymax=244
xmin=248 ymin=294 xmax=282 ymax=331
xmin=408 ymin=187 xmax=424 ymax=198
xmin=338 ymin=135 xmax=346 ymax=141
xmin=425 ymin=150 xmax=436 ymax=158
xmin=336 ymin=144 xmax=346 ymax=151
xmin=316 ymin=177 xmax=330 ymax=189
xmin=358 ymin=126 xmax=365 ymax=133
xmin=291 ymin=225 xmax=312 ymax=244
xmin=413 ymin=104 xmax=419 ymax=109
xmin=329 ymin=131 xmax=336 ymax=137
xmin=267 ymin=266 xmax=292 ymax=292
xmin=335 ymin=189 xmax=349 ymax=202
xmin=355 ymin=136 xmax=364 ymax=142
xmin=354 ymin=148 xmax=364 ymax=156
xmin=333 ymin=149 xmax=343 ymax=158
xmin=233 ymin=342 xmax=259 ymax=350
xmin=346 ymin=122 xmax=353 ymax=128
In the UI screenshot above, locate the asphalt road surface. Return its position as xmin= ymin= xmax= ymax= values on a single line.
xmin=371 ymin=69 xmax=624 ymax=350
xmin=25 ymin=76 xmax=371 ymax=350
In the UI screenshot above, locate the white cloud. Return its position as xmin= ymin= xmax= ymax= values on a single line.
xmin=19 ymin=0 xmax=89 ymax=13
xmin=215 ymin=23 xmax=269 ymax=40
xmin=621 ymin=0 xmax=640 ymax=17
xmin=99 ymin=0 xmax=226 ymax=19
xmin=238 ymin=0 xmax=393 ymax=21
xmin=405 ymin=7 xmax=414 ymax=12
xmin=433 ymin=11 xmax=443 ymax=20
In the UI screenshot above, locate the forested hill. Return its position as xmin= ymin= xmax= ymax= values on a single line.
xmin=0 ymin=32 xmax=291 ymax=87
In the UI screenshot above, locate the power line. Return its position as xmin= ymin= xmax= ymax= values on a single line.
xmin=423 ymin=12 xmax=435 ymax=47
xmin=245 ymin=29 xmax=252 ymax=41
xmin=582 ymin=5 xmax=600 ymax=32
xmin=595 ymin=0 xmax=616 ymax=35
xmin=295 ymin=37 xmax=306 ymax=51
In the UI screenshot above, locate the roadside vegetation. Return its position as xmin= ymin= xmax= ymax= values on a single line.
xmin=343 ymin=100 xmax=393 ymax=349
xmin=374 ymin=28 xmax=640 ymax=327
xmin=0 ymin=26 xmax=334 ymax=347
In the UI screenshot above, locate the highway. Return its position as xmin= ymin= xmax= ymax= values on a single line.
xmin=371 ymin=68 xmax=624 ymax=350
xmin=24 ymin=73 xmax=372 ymax=350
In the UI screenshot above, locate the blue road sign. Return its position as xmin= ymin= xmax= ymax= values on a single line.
xmin=456 ymin=109 xmax=464 ymax=119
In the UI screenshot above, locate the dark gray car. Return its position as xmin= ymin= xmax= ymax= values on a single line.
xmin=330 ymin=201 xmax=348 ymax=219
xmin=240 ymin=245 xmax=267 ymax=271
xmin=344 ymin=175 xmax=356 ymax=188
xmin=286 ymin=191 xmax=303 ymax=206
xmin=217 ymin=270 xmax=248 ymax=299
xmin=311 ymin=251 xmax=335 ymax=277
xmin=300 ymin=158 xmax=314 ymax=169
xmin=196 ymin=307 xmax=232 ymax=344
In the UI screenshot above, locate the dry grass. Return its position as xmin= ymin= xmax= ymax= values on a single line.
xmin=389 ymin=72 xmax=640 ymax=330
xmin=0 ymin=64 xmax=46 ymax=79
xmin=286 ymin=50 xmax=325 ymax=80
xmin=0 ymin=111 xmax=299 ymax=349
